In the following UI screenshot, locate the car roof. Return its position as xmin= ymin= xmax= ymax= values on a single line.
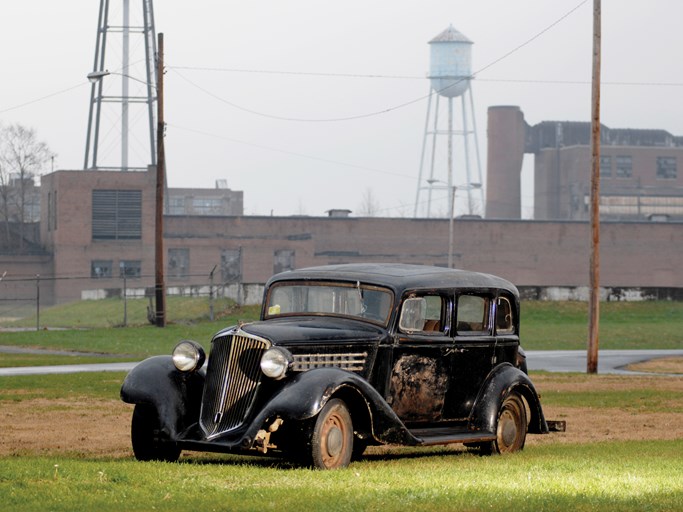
xmin=266 ymin=263 xmax=519 ymax=298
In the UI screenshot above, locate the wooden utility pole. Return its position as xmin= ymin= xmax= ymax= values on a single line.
xmin=587 ymin=1 xmax=601 ymax=373
xmin=154 ymin=32 xmax=166 ymax=327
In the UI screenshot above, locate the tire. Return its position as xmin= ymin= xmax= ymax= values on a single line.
xmin=309 ymin=398 xmax=354 ymax=469
xmin=490 ymin=392 xmax=527 ymax=454
xmin=131 ymin=404 xmax=181 ymax=462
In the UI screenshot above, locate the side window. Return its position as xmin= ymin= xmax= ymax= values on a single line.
xmin=399 ymin=295 xmax=447 ymax=334
xmin=456 ymin=294 xmax=490 ymax=335
xmin=496 ymin=296 xmax=515 ymax=335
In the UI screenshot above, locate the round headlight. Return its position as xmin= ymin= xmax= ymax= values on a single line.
xmin=172 ymin=340 xmax=206 ymax=372
xmin=260 ymin=347 xmax=292 ymax=380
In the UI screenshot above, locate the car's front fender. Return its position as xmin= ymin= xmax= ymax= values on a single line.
xmin=120 ymin=356 xmax=205 ymax=438
xmin=243 ymin=368 xmax=418 ymax=446
xmin=468 ymin=362 xmax=549 ymax=435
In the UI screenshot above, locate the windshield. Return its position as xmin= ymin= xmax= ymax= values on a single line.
xmin=265 ymin=281 xmax=393 ymax=325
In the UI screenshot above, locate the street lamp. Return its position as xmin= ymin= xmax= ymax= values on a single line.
xmin=427 ymin=180 xmax=481 ymax=268
xmin=84 ymin=68 xmax=157 ymax=171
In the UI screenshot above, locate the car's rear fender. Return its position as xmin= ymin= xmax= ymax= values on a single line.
xmin=468 ymin=362 xmax=549 ymax=435
xmin=120 ymin=356 xmax=205 ymax=438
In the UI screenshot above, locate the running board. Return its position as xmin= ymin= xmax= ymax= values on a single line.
xmin=409 ymin=428 xmax=496 ymax=446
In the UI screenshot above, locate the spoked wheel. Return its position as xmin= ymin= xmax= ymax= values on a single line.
xmin=310 ymin=398 xmax=354 ymax=469
xmin=131 ymin=404 xmax=181 ymax=462
xmin=491 ymin=392 xmax=527 ymax=454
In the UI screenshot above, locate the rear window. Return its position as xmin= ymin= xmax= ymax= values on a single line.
xmin=456 ymin=294 xmax=491 ymax=335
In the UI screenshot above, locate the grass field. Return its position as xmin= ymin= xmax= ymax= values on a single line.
xmin=1 ymin=441 xmax=682 ymax=512
xmin=0 ymin=371 xmax=682 ymax=511
xmin=1 ymin=298 xmax=682 ymax=510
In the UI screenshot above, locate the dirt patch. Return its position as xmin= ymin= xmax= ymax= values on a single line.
xmin=526 ymin=373 xmax=683 ymax=445
xmin=1 ymin=374 xmax=682 ymax=458
xmin=526 ymin=406 xmax=683 ymax=446
xmin=625 ymin=356 xmax=683 ymax=375
xmin=0 ymin=399 xmax=133 ymax=458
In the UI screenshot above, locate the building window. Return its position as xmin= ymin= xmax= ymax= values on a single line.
xmin=47 ymin=191 xmax=58 ymax=232
xmin=221 ymin=248 xmax=242 ymax=283
xmin=91 ymin=260 xmax=113 ymax=278
xmin=599 ymin=155 xmax=612 ymax=177
xmin=615 ymin=156 xmax=632 ymax=178
xmin=92 ymin=190 xmax=142 ymax=240
xmin=657 ymin=157 xmax=677 ymax=179
xmin=274 ymin=249 xmax=295 ymax=275
xmin=168 ymin=248 xmax=190 ymax=279
xmin=119 ymin=260 xmax=141 ymax=278
xmin=167 ymin=197 xmax=185 ymax=215
xmin=47 ymin=192 xmax=52 ymax=232
xmin=192 ymin=197 xmax=223 ymax=215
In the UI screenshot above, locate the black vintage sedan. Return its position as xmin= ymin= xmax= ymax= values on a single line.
xmin=121 ymin=263 xmax=559 ymax=469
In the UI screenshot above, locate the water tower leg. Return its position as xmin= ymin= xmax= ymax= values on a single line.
xmin=414 ymin=88 xmax=434 ymax=217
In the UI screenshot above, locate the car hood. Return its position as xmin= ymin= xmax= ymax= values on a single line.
xmin=236 ymin=316 xmax=389 ymax=345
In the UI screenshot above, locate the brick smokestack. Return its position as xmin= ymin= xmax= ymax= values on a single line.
xmin=486 ymin=106 xmax=526 ymax=219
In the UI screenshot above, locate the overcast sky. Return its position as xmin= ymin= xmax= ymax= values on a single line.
xmin=2 ymin=1 xmax=682 ymax=217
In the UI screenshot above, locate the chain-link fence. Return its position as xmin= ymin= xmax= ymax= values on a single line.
xmin=0 ymin=270 xmax=264 ymax=329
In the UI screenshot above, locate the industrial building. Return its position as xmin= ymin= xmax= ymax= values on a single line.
xmin=486 ymin=105 xmax=683 ymax=221
xmin=1 ymin=157 xmax=682 ymax=308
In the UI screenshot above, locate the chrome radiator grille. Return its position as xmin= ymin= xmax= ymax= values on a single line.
xmin=199 ymin=331 xmax=270 ymax=439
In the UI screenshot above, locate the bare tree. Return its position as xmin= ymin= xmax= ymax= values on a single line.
xmin=0 ymin=123 xmax=54 ymax=252
xmin=358 ymin=188 xmax=380 ymax=217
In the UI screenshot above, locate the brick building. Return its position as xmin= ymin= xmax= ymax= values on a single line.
xmin=0 ymin=165 xmax=678 ymax=307
xmin=486 ymin=105 xmax=683 ymax=221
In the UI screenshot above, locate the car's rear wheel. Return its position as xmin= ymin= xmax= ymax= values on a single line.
xmin=491 ymin=392 xmax=527 ymax=453
xmin=310 ymin=398 xmax=353 ymax=469
xmin=131 ymin=404 xmax=181 ymax=462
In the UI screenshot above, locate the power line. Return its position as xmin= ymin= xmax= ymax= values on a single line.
xmin=0 ymin=83 xmax=87 ymax=114
xmin=169 ymin=0 xmax=591 ymax=123
xmin=168 ymin=66 xmax=423 ymax=80
xmin=168 ymin=65 xmax=683 ymax=88
xmin=168 ymin=123 xmax=416 ymax=180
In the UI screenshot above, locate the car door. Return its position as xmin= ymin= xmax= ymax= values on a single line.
xmin=443 ymin=291 xmax=496 ymax=421
xmin=387 ymin=293 xmax=454 ymax=424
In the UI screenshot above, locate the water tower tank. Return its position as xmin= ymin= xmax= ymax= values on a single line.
xmin=429 ymin=24 xmax=473 ymax=98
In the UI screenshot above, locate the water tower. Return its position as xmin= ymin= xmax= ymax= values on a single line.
xmin=84 ymin=0 xmax=158 ymax=171
xmin=414 ymin=25 xmax=484 ymax=217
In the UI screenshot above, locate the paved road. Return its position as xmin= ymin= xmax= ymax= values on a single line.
xmin=1 ymin=349 xmax=681 ymax=376
xmin=526 ymin=349 xmax=683 ymax=375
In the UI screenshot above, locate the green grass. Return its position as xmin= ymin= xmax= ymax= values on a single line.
xmin=0 ymin=353 xmax=134 ymax=368
xmin=0 ymin=372 xmax=126 ymax=401
xmin=0 ymin=441 xmax=681 ymax=511
xmin=0 ymin=302 xmax=261 ymax=360
xmin=522 ymin=300 xmax=683 ymax=349
xmin=3 ymin=296 xmax=252 ymax=329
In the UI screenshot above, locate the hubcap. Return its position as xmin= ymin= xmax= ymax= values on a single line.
xmin=500 ymin=413 xmax=517 ymax=446
xmin=326 ymin=425 xmax=343 ymax=457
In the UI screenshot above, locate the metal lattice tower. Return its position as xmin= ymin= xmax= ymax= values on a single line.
xmin=84 ymin=0 xmax=157 ymax=171
xmin=414 ymin=25 xmax=484 ymax=218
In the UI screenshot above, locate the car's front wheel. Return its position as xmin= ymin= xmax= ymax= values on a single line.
xmin=131 ymin=404 xmax=181 ymax=462
xmin=309 ymin=398 xmax=354 ymax=469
